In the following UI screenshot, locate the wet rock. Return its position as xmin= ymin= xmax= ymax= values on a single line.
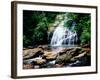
xmin=67 ymin=60 xmax=82 ymax=67
xmin=69 ymin=49 xmax=91 ymax=67
xmin=83 ymin=48 xmax=91 ymax=54
xmin=35 ymin=59 xmax=46 ymax=65
xmin=23 ymin=48 xmax=27 ymax=50
xmin=70 ymin=47 xmax=82 ymax=56
xmin=38 ymin=45 xmax=51 ymax=51
xmin=70 ymin=54 xmax=91 ymax=67
xmin=34 ymin=65 xmax=40 ymax=69
xmin=23 ymin=48 xmax=44 ymax=60
xmin=40 ymin=60 xmax=56 ymax=68
xmin=23 ymin=59 xmax=33 ymax=64
xmin=55 ymin=63 xmax=64 ymax=68
xmin=82 ymin=44 xmax=90 ymax=48
xmin=56 ymin=53 xmax=72 ymax=64
xmin=23 ymin=64 xmax=33 ymax=69
xmin=71 ymin=52 xmax=87 ymax=61
xmin=23 ymin=45 xmax=91 ymax=68
xmin=48 ymin=60 xmax=56 ymax=64
xmin=43 ymin=51 xmax=53 ymax=56
xmin=46 ymin=54 xmax=57 ymax=60
xmin=58 ymin=48 xmax=73 ymax=55
xmin=24 ymin=57 xmax=46 ymax=65
xmin=43 ymin=51 xmax=57 ymax=60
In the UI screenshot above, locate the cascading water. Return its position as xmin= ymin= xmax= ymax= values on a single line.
xmin=50 ymin=17 xmax=78 ymax=47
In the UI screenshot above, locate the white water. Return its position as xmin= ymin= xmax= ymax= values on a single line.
xmin=50 ymin=18 xmax=78 ymax=47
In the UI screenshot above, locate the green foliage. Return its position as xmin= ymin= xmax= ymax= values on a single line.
xmin=80 ymin=30 xmax=90 ymax=44
xmin=65 ymin=13 xmax=91 ymax=45
xmin=23 ymin=11 xmax=61 ymax=47
xmin=64 ymin=20 xmax=73 ymax=29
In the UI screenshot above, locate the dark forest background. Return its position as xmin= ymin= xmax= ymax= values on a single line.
xmin=23 ymin=10 xmax=91 ymax=48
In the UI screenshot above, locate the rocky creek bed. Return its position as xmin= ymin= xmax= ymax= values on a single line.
xmin=23 ymin=44 xmax=91 ymax=69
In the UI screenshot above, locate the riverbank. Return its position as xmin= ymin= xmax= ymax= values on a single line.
xmin=23 ymin=44 xmax=90 ymax=69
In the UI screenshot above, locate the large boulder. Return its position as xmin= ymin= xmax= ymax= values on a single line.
xmin=55 ymin=47 xmax=86 ymax=65
xmin=23 ymin=47 xmax=44 ymax=60
xmin=71 ymin=52 xmax=87 ymax=61
xmin=58 ymin=48 xmax=73 ymax=55
xmin=56 ymin=53 xmax=72 ymax=64
xmin=23 ymin=58 xmax=46 ymax=65
xmin=35 ymin=59 xmax=46 ymax=65
xmin=43 ymin=51 xmax=57 ymax=60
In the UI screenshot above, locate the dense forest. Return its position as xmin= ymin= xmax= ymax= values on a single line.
xmin=23 ymin=11 xmax=60 ymax=47
xmin=23 ymin=10 xmax=90 ymax=48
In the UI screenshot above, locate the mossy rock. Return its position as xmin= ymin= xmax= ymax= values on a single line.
xmin=56 ymin=53 xmax=72 ymax=64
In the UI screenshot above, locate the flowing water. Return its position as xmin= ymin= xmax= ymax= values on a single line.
xmin=50 ymin=17 xmax=78 ymax=47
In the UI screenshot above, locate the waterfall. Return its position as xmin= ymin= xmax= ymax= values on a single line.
xmin=50 ymin=18 xmax=78 ymax=47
